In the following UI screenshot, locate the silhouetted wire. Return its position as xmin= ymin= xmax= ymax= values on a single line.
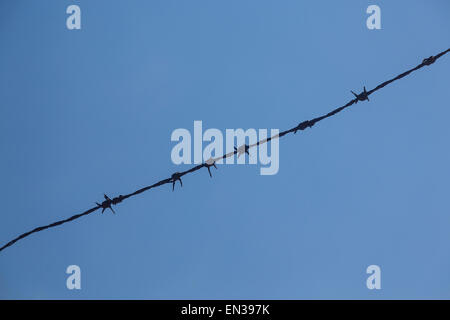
xmin=1 ymin=48 xmax=449 ymax=253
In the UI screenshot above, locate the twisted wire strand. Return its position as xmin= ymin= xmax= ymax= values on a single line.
xmin=1 ymin=48 xmax=449 ymax=253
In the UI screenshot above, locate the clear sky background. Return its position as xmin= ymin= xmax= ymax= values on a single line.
xmin=1 ymin=0 xmax=449 ymax=299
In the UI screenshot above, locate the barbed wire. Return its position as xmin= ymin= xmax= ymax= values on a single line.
xmin=1 ymin=48 xmax=449 ymax=253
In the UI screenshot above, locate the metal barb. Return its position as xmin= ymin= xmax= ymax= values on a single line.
xmin=234 ymin=145 xmax=250 ymax=157
xmin=96 ymin=194 xmax=115 ymax=214
xmin=351 ymin=86 xmax=370 ymax=103
xmin=204 ymin=161 xmax=217 ymax=178
xmin=422 ymin=56 xmax=436 ymax=66
xmin=171 ymin=172 xmax=183 ymax=191
xmin=294 ymin=120 xmax=315 ymax=133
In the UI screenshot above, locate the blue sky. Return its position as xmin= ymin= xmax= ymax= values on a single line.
xmin=1 ymin=0 xmax=450 ymax=299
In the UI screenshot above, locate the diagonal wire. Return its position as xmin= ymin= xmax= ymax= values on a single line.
xmin=1 ymin=48 xmax=449 ymax=253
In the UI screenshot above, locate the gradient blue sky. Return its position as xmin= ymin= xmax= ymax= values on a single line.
xmin=1 ymin=0 xmax=450 ymax=299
